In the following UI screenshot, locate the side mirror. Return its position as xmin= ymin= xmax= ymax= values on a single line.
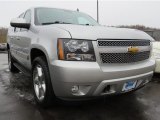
xmin=10 ymin=18 xmax=30 ymax=29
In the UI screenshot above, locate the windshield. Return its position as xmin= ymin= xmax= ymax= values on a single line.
xmin=35 ymin=8 xmax=99 ymax=26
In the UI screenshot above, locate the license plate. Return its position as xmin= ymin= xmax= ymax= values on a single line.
xmin=122 ymin=81 xmax=137 ymax=92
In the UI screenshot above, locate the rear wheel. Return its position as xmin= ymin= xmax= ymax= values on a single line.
xmin=8 ymin=50 xmax=19 ymax=73
xmin=32 ymin=56 xmax=55 ymax=108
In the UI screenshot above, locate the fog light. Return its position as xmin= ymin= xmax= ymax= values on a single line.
xmin=71 ymin=85 xmax=79 ymax=93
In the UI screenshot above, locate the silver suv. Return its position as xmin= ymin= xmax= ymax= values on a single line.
xmin=7 ymin=7 xmax=155 ymax=107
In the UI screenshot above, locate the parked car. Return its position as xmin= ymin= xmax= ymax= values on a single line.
xmin=152 ymin=41 xmax=160 ymax=73
xmin=7 ymin=7 xmax=155 ymax=107
xmin=0 ymin=43 xmax=7 ymax=51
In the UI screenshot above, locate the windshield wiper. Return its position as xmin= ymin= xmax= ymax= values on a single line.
xmin=79 ymin=24 xmax=94 ymax=26
xmin=42 ymin=21 xmax=72 ymax=25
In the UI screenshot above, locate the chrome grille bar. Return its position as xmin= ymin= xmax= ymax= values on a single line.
xmin=100 ymin=51 xmax=150 ymax=63
xmin=98 ymin=40 xmax=150 ymax=46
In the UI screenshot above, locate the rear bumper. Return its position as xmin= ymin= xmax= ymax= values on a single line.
xmin=49 ymin=59 xmax=155 ymax=99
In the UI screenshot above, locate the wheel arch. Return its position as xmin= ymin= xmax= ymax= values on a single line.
xmin=30 ymin=46 xmax=50 ymax=66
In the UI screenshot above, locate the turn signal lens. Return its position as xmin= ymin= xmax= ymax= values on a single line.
xmin=58 ymin=39 xmax=64 ymax=60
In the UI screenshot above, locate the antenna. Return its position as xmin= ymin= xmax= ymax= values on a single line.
xmin=97 ymin=0 xmax=99 ymax=23
xmin=77 ymin=8 xmax=79 ymax=12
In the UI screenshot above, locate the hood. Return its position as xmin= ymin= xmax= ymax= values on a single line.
xmin=52 ymin=24 xmax=154 ymax=41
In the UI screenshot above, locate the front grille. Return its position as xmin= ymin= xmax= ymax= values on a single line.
xmin=98 ymin=40 xmax=150 ymax=46
xmin=100 ymin=51 xmax=150 ymax=63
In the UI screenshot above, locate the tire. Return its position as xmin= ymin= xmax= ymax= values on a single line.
xmin=32 ymin=56 xmax=55 ymax=108
xmin=8 ymin=50 xmax=19 ymax=73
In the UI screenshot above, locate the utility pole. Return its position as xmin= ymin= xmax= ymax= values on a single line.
xmin=97 ymin=0 xmax=99 ymax=23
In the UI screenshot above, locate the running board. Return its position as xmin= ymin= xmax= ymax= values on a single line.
xmin=13 ymin=63 xmax=31 ymax=77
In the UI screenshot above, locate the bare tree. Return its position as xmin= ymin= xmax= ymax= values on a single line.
xmin=0 ymin=28 xmax=8 ymax=43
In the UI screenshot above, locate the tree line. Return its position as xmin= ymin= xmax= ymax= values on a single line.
xmin=0 ymin=28 xmax=8 ymax=43
xmin=117 ymin=25 xmax=160 ymax=31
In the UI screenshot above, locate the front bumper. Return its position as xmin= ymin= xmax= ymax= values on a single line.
xmin=50 ymin=59 xmax=155 ymax=100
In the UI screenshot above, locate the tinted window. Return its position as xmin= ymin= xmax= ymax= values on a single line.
xmin=19 ymin=13 xmax=24 ymax=18
xmin=35 ymin=8 xmax=99 ymax=26
xmin=24 ymin=10 xmax=31 ymax=23
xmin=15 ymin=13 xmax=25 ymax=32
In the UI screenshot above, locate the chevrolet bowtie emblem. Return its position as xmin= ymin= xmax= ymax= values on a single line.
xmin=128 ymin=46 xmax=139 ymax=53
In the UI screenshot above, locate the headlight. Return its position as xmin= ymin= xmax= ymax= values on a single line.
xmin=57 ymin=39 xmax=96 ymax=61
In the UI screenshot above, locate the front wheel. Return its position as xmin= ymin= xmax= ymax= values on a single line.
xmin=32 ymin=56 xmax=55 ymax=108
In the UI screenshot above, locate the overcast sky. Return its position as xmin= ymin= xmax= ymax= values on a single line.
xmin=0 ymin=0 xmax=160 ymax=28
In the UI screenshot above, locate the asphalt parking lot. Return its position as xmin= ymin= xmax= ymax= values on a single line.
xmin=0 ymin=52 xmax=160 ymax=120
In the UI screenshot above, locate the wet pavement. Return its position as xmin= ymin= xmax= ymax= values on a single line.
xmin=0 ymin=52 xmax=160 ymax=120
